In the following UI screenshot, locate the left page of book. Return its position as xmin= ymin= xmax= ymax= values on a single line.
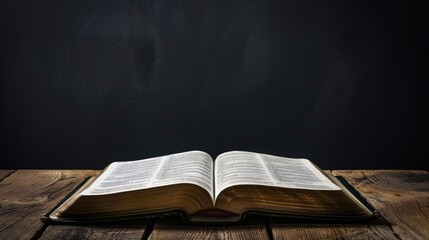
xmin=81 ymin=151 xmax=214 ymax=199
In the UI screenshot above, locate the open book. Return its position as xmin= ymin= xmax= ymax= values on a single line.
xmin=43 ymin=151 xmax=378 ymax=223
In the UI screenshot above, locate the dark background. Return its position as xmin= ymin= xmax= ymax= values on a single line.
xmin=1 ymin=0 xmax=428 ymax=169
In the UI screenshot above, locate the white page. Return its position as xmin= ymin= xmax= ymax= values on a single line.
xmin=214 ymin=151 xmax=273 ymax=197
xmin=259 ymin=153 xmax=340 ymax=190
xmin=81 ymin=151 xmax=214 ymax=198
xmin=214 ymin=151 xmax=340 ymax=198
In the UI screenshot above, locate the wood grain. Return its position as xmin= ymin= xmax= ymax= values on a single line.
xmin=270 ymin=219 xmax=398 ymax=240
xmin=149 ymin=215 xmax=269 ymax=240
xmin=0 ymin=170 xmax=98 ymax=239
xmin=0 ymin=170 xmax=15 ymax=182
xmin=333 ymin=170 xmax=429 ymax=240
xmin=39 ymin=222 xmax=147 ymax=240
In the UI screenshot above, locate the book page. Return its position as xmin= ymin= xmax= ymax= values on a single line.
xmin=214 ymin=151 xmax=340 ymax=198
xmin=214 ymin=151 xmax=273 ymax=197
xmin=81 ymin=151 xmax=214 ymax=198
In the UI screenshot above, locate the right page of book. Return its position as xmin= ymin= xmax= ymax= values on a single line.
xmin=214 ymin=151 xmax=340 ymax=198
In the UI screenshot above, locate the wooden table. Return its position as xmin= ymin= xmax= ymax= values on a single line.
xmin=0 ymin=170 xmax=428 ymax=239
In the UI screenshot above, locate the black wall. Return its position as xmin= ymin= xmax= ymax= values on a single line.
xmin=1 ymin=0 xmax=428 ymax=169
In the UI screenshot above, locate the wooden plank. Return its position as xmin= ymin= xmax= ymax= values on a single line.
xmin=149 ymin=215 xmax=269 ymax=240
xmin=333 ymin=170 xmax=429 ymax=240
xmin=0 ymin=170 xmax=15 ymax=182
xmin=270 ymin=170 xmax=398 ymax=240
xmin=0 ymin=170 xmax=99 ymax=239
xmin=39 ymin=222 xmax=147 ymax=240
xmin=270 ymin=218 xmax=397 ymax=240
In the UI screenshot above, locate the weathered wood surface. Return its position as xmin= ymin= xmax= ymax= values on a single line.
xmin=149 ymin=215 xmax=269 ymax=240
xmin=39 ymin=222 xmax=148 ymax=240
xmin=0 ymin=170 xmax=15 ymax=181
xmin=333 ymin=170 xmax=429 ymax=240
xmin=1 ymin=170 xmax=428 ymax=239
xmin=271 ymin=218 xmax=398 ymax=240
xmin=0 ymin=170 xmax=99 ymax=239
